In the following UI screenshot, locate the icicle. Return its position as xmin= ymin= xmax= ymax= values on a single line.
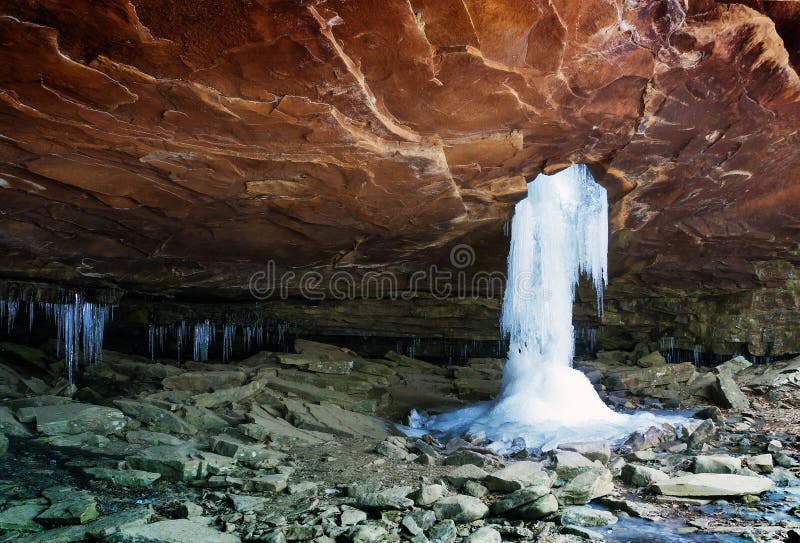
xmin=222 ymin=323 xmax=235 ymax=363
xmin=6 ymin=299 xmax=19 ymax=333
xmin=193 ymin=320 xmax=211 ymax=362
xmin=148 ymin=324 xmax=155 ymax=361
xmin=28 ymin=299 xmax=34 ymax=331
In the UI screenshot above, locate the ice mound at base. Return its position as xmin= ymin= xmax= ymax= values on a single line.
xmin=404 ymin=164 xmax=687 ymax=453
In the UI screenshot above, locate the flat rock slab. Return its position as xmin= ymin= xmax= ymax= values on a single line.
xmin=17 ymin=403 xmax=126 ymax=435
xmin=107 ymin=519 xmax=241 ymax=543
xmin=113 ymin=399 xmax=196 ymax=435
xmin=654 ymin=473 xmax=775 ymax=497
xmin=162 ymin=370 xmax=247 ymax=392
xmin=83 ymin=467 xmax=162 ymax=488
xmin=126 ymin=445 xmax=235 ymax=481
xmin=281 ymin=398 xmax=387 ymax=439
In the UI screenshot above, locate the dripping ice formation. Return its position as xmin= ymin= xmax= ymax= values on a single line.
xmin=407 ymin=164 xmax=679 ymax=452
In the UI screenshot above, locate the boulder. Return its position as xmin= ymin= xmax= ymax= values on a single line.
xmin=411 ymin=484 xmax=445 ymax=507
xmin=211 ymin=436 xmax=286 ymax=469
xmin=355 ymin=486 xmax=414 ymax=510
xmin=16 ymin=403 xmax=126 ymax=436
xmin=553 ymin=451 xmax=597 ymax=480
xmin=0 ymin=504 xmax=47 ymax=533
xmin=654 ymin=473 xmax=775 ymax=497
xmin=484 ymin=462 xmax=552 ymax=491
xmin=429 ymin=520 xmax=457 ymax=543
xmin=621 ymin=464 xmax=669 ymax=487
xmin=745 ymin=454 xmax=774 ymax=474
xmin=467 ymin=526 xmax=502 ymax=543
xmin=113 ymin=400 xmax=196 ymax=435
xmin=511 ymin=493 xmax=559 ymax=520
xmin=107 ymin=519 xmax=241 ymax=543
xmin=249 ymin=473 xmax=289 ymax=493
xmin=714 ymin=356 xmax=752 ymax=376
xmin=83 ymin=467 xmax=161 ymax=488
xmin=433 ymin=495 xmax=489 ymax=523
xmin=687 ymin=419 xmax=718 ymax=449
xmin=710 ymin=372 xmax=750 ymax=410
xmin=162 ymin=371 xmax=247 ymax=392
xmin=280 ymin=398 xmax=387 ymax=439
xmin=557 ymin=441 xmax=610 ymax=465
xmin=193 ymin=379 xmax=265 ymax=408
xmin=554 ymin=467 xmax=613 ymax=505
xmin=37 ymin=488 xmax=98 ymax=526
xmin=560 ymin=506 xmax=618 ymax=527
xmin=637 ymin=352 xmax=666 ymax=368
xmin=492 ymin=486 xmax=551 ymax=515
xmin=126 ymin=445 xmax=235 ymax=481
xmin=447 ymin=464 xmax=489 ymax=488
xmin=693 ymin=455 xmax=742 ymax=474
xmin=240 ymin=405 xmax=328 ymax=446
xmin=0 ymin=405 xmax=32 ymax=436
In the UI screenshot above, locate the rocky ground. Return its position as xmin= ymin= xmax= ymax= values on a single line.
xmin=0 ymin=339 xmax=799 ymax=543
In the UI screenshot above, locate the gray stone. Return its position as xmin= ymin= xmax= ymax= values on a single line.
xmin=443 ymin=450 xmax=490 ymax=467
xmin=37 ymin=488 xmax=98 ymax=526
xmin=375 ymin=440 xmax=410 ymax=460
xmin=17 ymin=403 xmax=126 ymax=436
xmin=492 ymin=485 xmax=551 ymax=515
xmin=250 ymin=473 xmax=289 ymax=493
xmin=693 ymin=455 xmax=742 ymax=474
xmin=484 ymin=461 xmax=552 ymax=492
xmin=597 ymin=498 xmax=659 ymax=520
xmin=654 ymin=473 xmax=775 ymax=497
xmin=113 ymin=399 xmax=196 ymax=435
xmin=348 ymin=523 xmax=386 ymax=543
xmin=125 ymin=430 xmax=185 ymax=447
xmin=211 ymin=436 xmax=286 ymax=469
xmin=462 ymin=480 xmax=488 ymax=498
xmin=467 ymin=526 xmax=501 ymax=543
xmin=561 ymin=525 xmax=605 ymax=541
xmin=83 ymin=467 xmax=161 ymax=488
xmin=13 ymin=507 xmax=152 ymax=543
xmin=0 ymin=405 xmax=32 ymax=436
xmin=401 ymin=515 xmax=423 ymax=536
xmin=0 ymin=433 xmax=7 ymax=459
xmin=429 ymin=520 xmax=457 ymax=543
xmin=411 ymin=484 xmax=444 ymax=507
xmin=561 ymin=506 xmax=618 ymax=527
xmin=432 ymin=495 xmax=488 ymax=523
xmin=714 ymin=356 xmax=752 ymax=376
xmin=0 ymin=504 xmax=46 ymax=533
xmin=356 ymin=486 xmax=413 ymax=510
xmin=687 ymin=420 xmax=718 ymax=449
xmin=194 ymin=379 xmax=265 ymax=408
xmin=287 ymin=481 xmax=319 ymax=496
xmin=637 ymin=352 xmax=666 ymax=368
xmin=511 ymin=493 xmax=559 ymax=520
xmin=621 ymin=464 xmax=669 ymax=487
xmin=284 ymin=524 xmax=320 ymax=541
xmin=280 ymin=398 xmax=387 ymax=439
xmin=241 ymin=406 xmax=328 ymax=446
xmin=555 ymin=467 xmax=613 ymax=505
xmin=341 ymin=506 xmax=368 ymax=526
xmin=162 ymin=371 xmax=247 ymax=392
xmin=126 ymin=445 xmax=235 ymax=481
xmin=554 ymin=451 xmax=597 ymax=480
xmin=557 ymin=441 xmax=610 ymax=465
xmin=409 ymin=509 xmax=437 ymax=531
xmin=745 ymin=454 xmax=773 ymax=474
xmin=229 ymin=494 xmax=268 ymax=513
xmin=710 ymin=372 xmax=750 ymax=410
xmin=107 ymin=519 xmax=241 ymax=543
xmin=447 ymin=464 xmax=489 ymax=487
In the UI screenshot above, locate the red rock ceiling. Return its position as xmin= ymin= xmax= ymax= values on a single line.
xmin=0 ymin=0 xmax=798 ymax=298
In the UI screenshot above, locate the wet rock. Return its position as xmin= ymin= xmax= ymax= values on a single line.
xmin=654 ymin=473 xmax=775 ymax=497
xmin=557 ymin=441 xmax=610 ymax=465
xmin=491 ymin=486 xmax=552 ymax=515
xmin=447 ymin=464 xmax=489 ymax=488
xmin=113 ymin=399 xmax=196 ymax=435
xmin=597 ymin=498 xmax=659 ymax=520
xmin=443 ymin=449 xmax=491 ymax=467
xmin=693 ymin=455 xmax=742 ymax=474
xmin=429 ymin=520 xmax=457 ymax=543
xmin=107 ymin=518 xmax=241 ymax=543
xmin=621 ymin=464 xmax=669 ymax=487
xmin=560 ymin=506 xmax=618 ymax=527
xmin=692 ymin=406 xmax=725 ymax=424
xmin=710 ymin=372 xmax=750 ymax=410
xmin=0 ymin=433 xmax=7 ymax=459
xmin=622 ymin=426 xmax=671 ymax=452
xmin=411 ymin=484 xmax=444 ymax=507
xmin=211 ymin=435 xmax=286 ymax=469
xmin=554 ymin=451 xmax=597 ymax=480
xmin=127 ymin=445 xmax=235 ymax=481
xmin=83 ymin=467 xmax=161 ymax=488
xmin=0 ymin=504 xmax=46 ymax=533
xmin=13 ymin=506 xmax=152 ymax=543
xmin=162 ymin=370 xmax=247 ymax=392
xmin=745 ymin=454 xmax=773 ymax=474
xmin=280 ymin=398 xmax=387 ymax=439
xmin=467 ymin=526 xmax=501 ymax=543
xmin=561 ymin=525 xmax=605 ymax=541
xmin=17 ymin=403 xmax=126 ymax=435
xmin=432 ymin=495 xmax=488 ymax=522
xmin=484 ymin=461 xmax=552 ymax=492
xmin=554 ymin=467 xmax=613 ymax=505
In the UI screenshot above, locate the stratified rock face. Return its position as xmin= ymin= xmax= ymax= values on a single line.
xmin=0 ymin=1 xmax=799 ymax=350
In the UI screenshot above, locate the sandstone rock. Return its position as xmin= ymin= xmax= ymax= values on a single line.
xmin=83 ymin=467 xmax=161 ymax=488
xmin=280 ymin=398 xmax=387 ymax=439
xmin=250 ymin=473 xmax=289 ymax=493
xmin=194 ymin=379 xmax=265 ymax=408
xmin=693 ymin=455 xmax=742 ymax=474
xmin=211 ymin=435 xmax=286 ymax=469
xmin=107 ymin=519 xmax=241 ymax=543
xmin=654 ymin=474 xmax=775 ymax=497
xmin=411 ymin=484 xmax=444 ymax=507
xmin=597 ymin=498 xmax=659 ymax=520
xmin=462 ymin=480 xmax=488 ymax=498
xmin=560 ymin=506 xmax=618 ymax=527
xmin=241 ymin=405 xmax=328 ymax=446
xmin=511 ymin=493 xmax=559 ymax=520
xmin=162 ymin=371 xmax=247 ymax=392
xmin=433 ymin=495 xmax=488 ymax=523
xmin=429 ymin=520 xmax=457 ymax=543
xmin=491 ymin=486 xmax=552 ymax=515
xmin=341 ymin=506 xmax=368 ymax=526
xmin=125 ymin=430 xmax=185 ymax=447
xmin=484 ymin=462 xmax=551 ymax=491
xmin=555 ymin=467 xmax=613 ymax=505
xmin=0 ymin=433 xmax=7 ymax=459
xmin=17 ymin=403 xmax=125 ymax=436
xmin=447 ymin=464 xmax=489 ymax=489
xmin=348 ymin=523 xmax=386 ymax=543
xmin=637 ymin=352 xmax=666 ymax=368
xmin=126 ymin=445 xmax=234 ymax=481
xmin=375 ymin=439 xmax=410 ymax=461
xmin=0 ymin=504 xmax=46 ymax=533
xmin=229 ymin=494 xmax=268 ymax=513
xmin=13 ymin=506 xmax=152 ymax=543
xmin=37 ymin=488 xmax=98 ymax=526
xmin=622 ymin=426 xmax=671 ymax=452
xmin=687 ymin=420 xmax=718 ymax=449
xmin=356 ymin=486 xmax=413 ymax=510
xmin=557 ymin=441 xmax=610 ymax=465
xmin=714 ymin=356 xmax=752 ymax=376
xmin=0 ymin=405 xmax=32 ymax=436
xmin=467 ymin=526 xmax=501 ymax=543
xmin=113 ymin=399 xmax=196 ymax=435
xmin=745 ymin=454 xmax=774 ymax=474
xmin=443 ymin=449 xmax=491 ymax=467
xmin=287 ymin=481 xmax=318 ymax=496
xmin=554 ymin=451 xmax=597 ymax=480
xmin=710 ymin=372 xmax=750 ymax=410
xmin=621 ymin=464 xmax=669 ymax=487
